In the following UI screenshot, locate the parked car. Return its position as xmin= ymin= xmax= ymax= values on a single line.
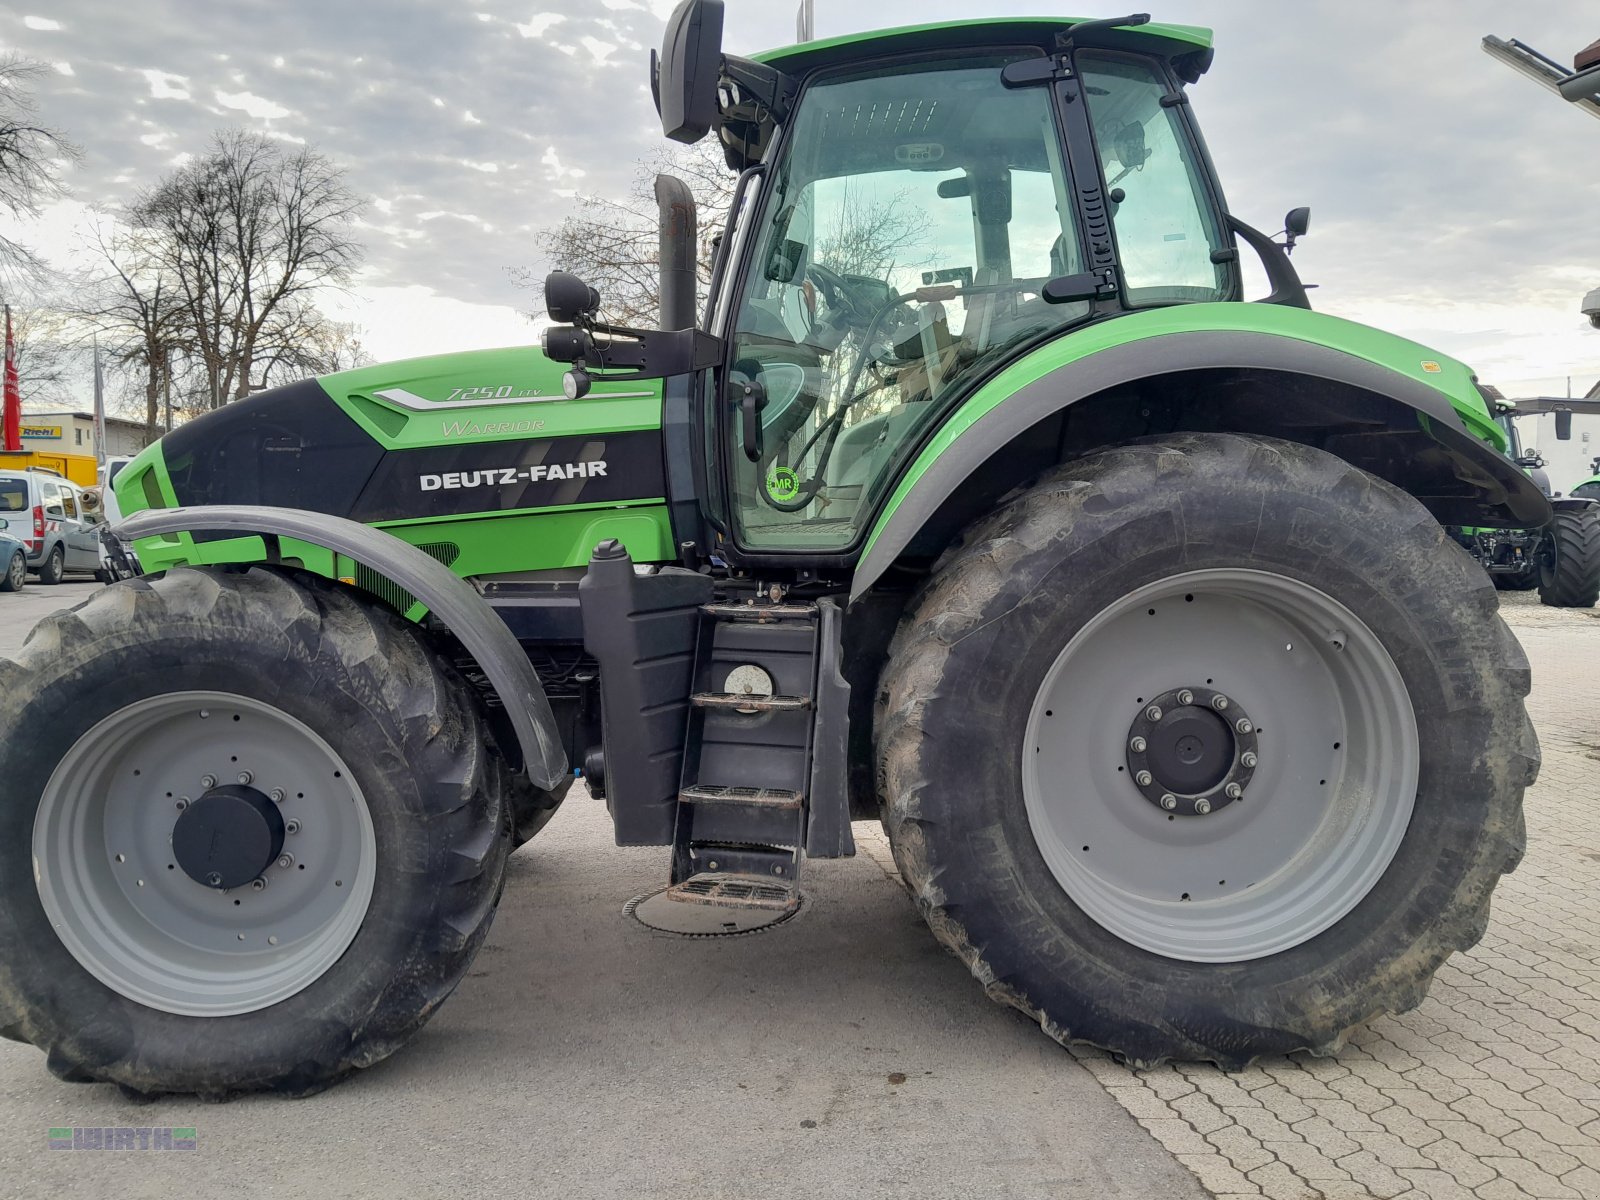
xmin=0 ymin=469 xmax=105 ymax=584
xmin=0 ymin=521 xmax=26 ymax=592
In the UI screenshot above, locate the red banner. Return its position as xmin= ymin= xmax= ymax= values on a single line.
xmin=2 ymin=306 xmax=20 ymax=453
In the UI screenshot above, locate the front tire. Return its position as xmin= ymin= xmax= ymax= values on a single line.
xmin=0 ymin=549 xmax=24 ymax=592
xmin=877 ymin=434 xmax=1535 ymax=1067
xmin=1538 ymin=508 xmax=1600 ymax=608
xmin=0 ymin=567 xmax=512 ymax=1097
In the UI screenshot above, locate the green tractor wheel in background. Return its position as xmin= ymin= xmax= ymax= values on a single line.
xmin=1538 ymin=506 xmax=1600 ymax=607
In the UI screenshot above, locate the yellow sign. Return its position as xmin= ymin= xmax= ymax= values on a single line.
xmin=21 ymin=424 xmax=62 ymax=439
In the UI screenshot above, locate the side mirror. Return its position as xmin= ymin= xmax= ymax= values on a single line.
xmin=1283 ymin=206 xmax=1310 ymax=255
xmin=544 ymin=271 xmax=601 ymax=324
xmin=1556 ymin=409 xmax=1574 ymax=441
xmin=654 ymin=0 xmax=725 ymax=145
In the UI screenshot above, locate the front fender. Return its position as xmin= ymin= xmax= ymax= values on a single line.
xmin=118 ymin=505 xmax=568 ymax=791
xmin=854 ymin=306 xmax=1550 ymax=599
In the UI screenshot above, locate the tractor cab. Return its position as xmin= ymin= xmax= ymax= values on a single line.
xmin=545 ymin=2 xmax=1316 ymax=562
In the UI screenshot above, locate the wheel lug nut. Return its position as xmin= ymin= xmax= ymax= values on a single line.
xmin=1146 ymin=705 xmax=1163 ymax=722
xmin=1129 ymin=736 xmax=1147 ymax=753
xmin=200 ymin=774 xmax=217 ymax=790
xmin=175 ymin=797 xmax=189 ymax=811
xmin=1241 ymin=751 xmax=1258 ymax=768
xmin=1136 ymin=770 xmax=1154 ymax=787
xmin=269 ymin=788 xmax=285 ymax=803
xmin=1176 ymin=689 xmax=1194 ymax=705
xmin=1195 ymin=799 xmax=1213 ymax=814
xmin=1235 ymin=718 xmax=1253 ymax=734
xmin=1160 ymin=793 xmax=1177 ymax=811
xmin=237 ymin=771 xmax=253 ymax=786
xmin=205 ymin=872 xmax=223 ymax=887
xmin=1225 ymin=782 xmax=1243 ymax=800
xmin=285 ymin=820 xmax=301 ymax=835
xmin=1211 ymin=695 xmax=1229 ymax=711
xmin=251 ymin=877 xmax=268 ymax=891
xmin=277 ymin=853 xmax=295 ymax=870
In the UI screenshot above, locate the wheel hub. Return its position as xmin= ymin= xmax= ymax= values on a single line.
xmin=171 ymin=784 xmax=286 ymax=889
xmin=1125 ymin=686 xmax=1258 ymax=816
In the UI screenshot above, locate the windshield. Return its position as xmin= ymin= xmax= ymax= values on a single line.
xmin=724 ymin=53 xmax=1087 ymax=551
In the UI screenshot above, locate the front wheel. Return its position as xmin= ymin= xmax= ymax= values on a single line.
xmin=1538 ymin=507 xmax=1600 ymax=608
xmin=0 ymin=567 xmax=512 ymax=1098
xmin=877 ymin=434 xmax=1536 ymax=1067
xmin=0 ymin=549 xmax=24 ymax=592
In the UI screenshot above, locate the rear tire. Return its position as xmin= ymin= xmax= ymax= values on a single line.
xmin=1538 ymin=508 xmax=1600 ymax=608
xmin=0 ymin=549 xmax=24 ymax=592
xmin=876 ymin=434 xmax=1535 ymax=1068
xmin=0 ymin=566 xmax=513 ymax=1098
xmin=507 ymin=774 xmax=573 ymax=849
xmin=37 ymin=544 xmax=64 ymax=585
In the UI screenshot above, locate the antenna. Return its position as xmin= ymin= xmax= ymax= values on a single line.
xmin=796 ymin=0 xmax=814 ymax=43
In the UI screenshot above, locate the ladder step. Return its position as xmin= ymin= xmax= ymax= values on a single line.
xmin=691 ymin=691 xmax=812 ymax=712
xmin=666 ymin=874 xmax=800 ymax=912
xmin=701 ymin=601 xmax=818 ymax=623
xmin=680 ymin=784 xmax=804 ymax=809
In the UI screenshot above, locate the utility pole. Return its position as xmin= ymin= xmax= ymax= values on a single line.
xmin=164 ymin=345 xmax=174 ymax=434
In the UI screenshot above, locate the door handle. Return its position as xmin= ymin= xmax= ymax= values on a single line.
xmin=730 ymin=374 xmax=767 ymax=463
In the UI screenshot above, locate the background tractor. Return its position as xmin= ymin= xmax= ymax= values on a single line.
xmin=0 ymin=3 xmax=1547 ymax=1099
xmin=1449 ymin=396 xmax=1600 ymax=606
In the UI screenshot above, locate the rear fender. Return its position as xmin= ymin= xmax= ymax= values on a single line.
xmin=118 ymin=505 xmax=568 ymax=790
xmin=854 ymin=318 xmax=1551 ymax=600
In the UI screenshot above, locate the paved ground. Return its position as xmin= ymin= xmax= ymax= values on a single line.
xmin=0 ymin=580 xmax=104 ymax=657
xmin=2 ymin=582 xmax=1597 ymax=1199
xmin=974 ymin=588 xmax=1598 ymax=1200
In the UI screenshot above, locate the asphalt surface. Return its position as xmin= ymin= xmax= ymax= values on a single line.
xmin=0 ymin=579 xmax=1204 ymax=1200
xmin=0 ymin=579 xmax=104 ymax=658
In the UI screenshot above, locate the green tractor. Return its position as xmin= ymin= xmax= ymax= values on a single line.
xmin=1449 ymin=397 xmax=1600 ymax=606
xmin=0 ymin=4 xmax=1547 ymax=1098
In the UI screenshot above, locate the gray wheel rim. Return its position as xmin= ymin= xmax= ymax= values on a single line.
xmin=34 ymin=691 xmax=377 ymax=1016
xmin=7 ymin=551 xmax=22 ymax=588
xmin=1022 ymin=569 xmax=1418 ymax=963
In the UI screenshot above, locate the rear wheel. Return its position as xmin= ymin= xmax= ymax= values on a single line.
xmin=0 ymin=549 xmax=24 ymax=592
xmin=1538 ymin=508 xmax=1600 ymax=608
xmin=37 ymin=544 xmax=64 ymax=585
xmin=0 ymin=567 xmax=512 ymax=1097
xmin=877 ymin=434 xmax=1535 ymax=1067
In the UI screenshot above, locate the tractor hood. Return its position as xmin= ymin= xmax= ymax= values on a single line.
xmin=114 ymin=346 xmax=666 ymax=527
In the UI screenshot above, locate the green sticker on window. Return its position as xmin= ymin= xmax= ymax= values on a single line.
xmin=766 ymin=467 xmax=801 ymax=503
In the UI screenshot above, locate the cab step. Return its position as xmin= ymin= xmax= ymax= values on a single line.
xmin=680 ymin=784 xmax=804 ymax=809
xmin=666 ymin=874 xmax=800 ymax=912
xmin=701 ymin=601 xmax=818 ymax=623
xmin=690 ymin=691 xmax=812 ymax=712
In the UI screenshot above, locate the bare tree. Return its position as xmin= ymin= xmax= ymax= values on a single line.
xmin=0 ymin=55 xmax=79 ymax=290
xmin=130 ymin=130 xmax=365 ymax=409
xmin=516 ymin=141 xmax=738 ymax=328
xmin=5 ymin=300 xmax=81 ymax=409
xmin=71 ymin=223 xmax=188 ymax=436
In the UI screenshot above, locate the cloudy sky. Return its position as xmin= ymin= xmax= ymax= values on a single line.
xmin=6 ymin=0 xmax=1600 ymax=407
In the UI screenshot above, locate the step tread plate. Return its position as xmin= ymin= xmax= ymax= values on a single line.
xmin=681 ymin=785 xmax=805 ymax=809
xmin=666 ymin=874 xmax=800 ymax=912
xmin=702 ymin=602 xmax=818 ymax=622
xmin=691 ymin=691 xmax=812 ymax=712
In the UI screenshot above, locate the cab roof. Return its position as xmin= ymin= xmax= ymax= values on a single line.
xmin=751 ymin=16 xmax=1214 ymax=75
